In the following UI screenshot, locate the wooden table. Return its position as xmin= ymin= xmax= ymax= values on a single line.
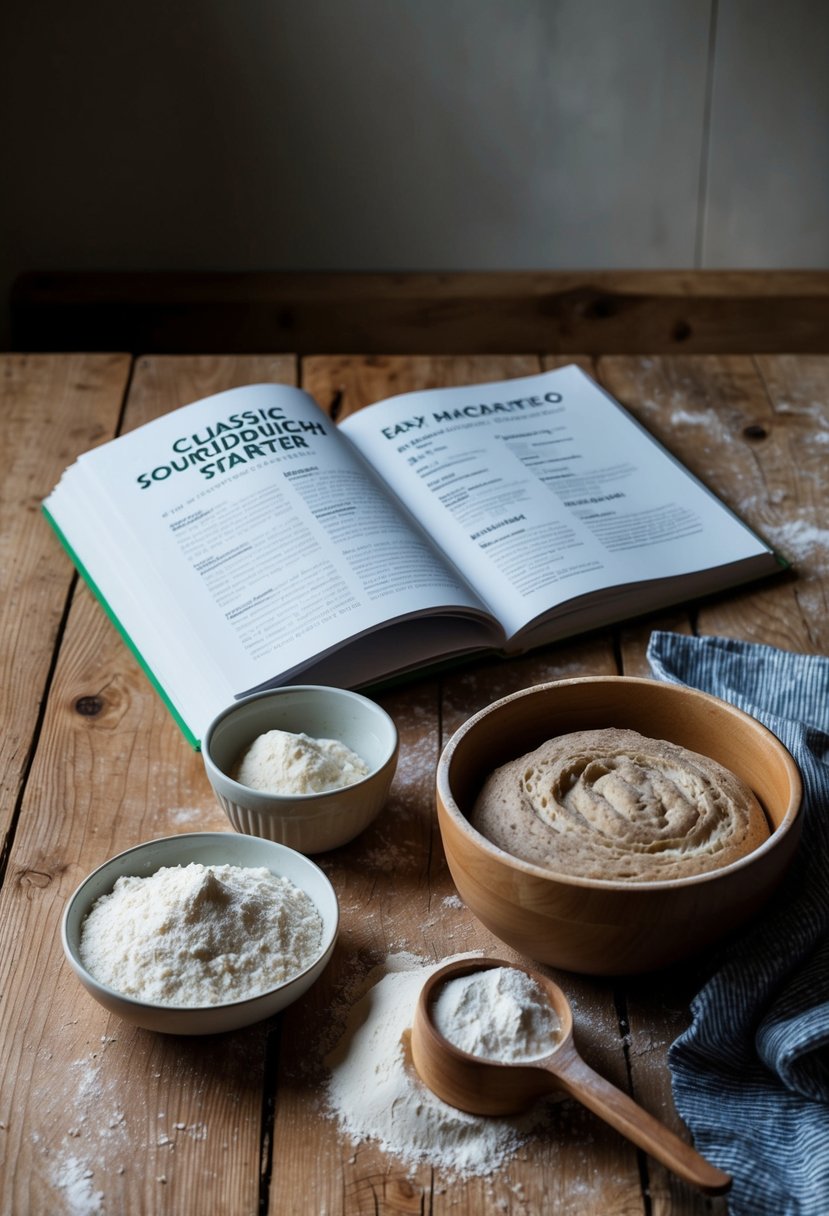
xmin=2 ymin=351 xmax=826 ymax=1215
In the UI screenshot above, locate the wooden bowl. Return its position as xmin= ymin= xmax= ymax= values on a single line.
xmin=435 ymin=677 xmax=802 ymax=975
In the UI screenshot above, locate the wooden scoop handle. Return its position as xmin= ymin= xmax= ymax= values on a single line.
xmin=549 ymin=1040 xmax=731 ymax=1196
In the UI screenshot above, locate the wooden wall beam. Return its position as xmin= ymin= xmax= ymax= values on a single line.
xmin=11 ymin=270 xmax=829 ymax=355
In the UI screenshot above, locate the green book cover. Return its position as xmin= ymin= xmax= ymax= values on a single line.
xmin=42 ymin=504 xmax=201 ymax=750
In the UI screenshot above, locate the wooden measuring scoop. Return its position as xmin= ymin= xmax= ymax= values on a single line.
xmin=410 ymin=957 xmax=731 ymax=1197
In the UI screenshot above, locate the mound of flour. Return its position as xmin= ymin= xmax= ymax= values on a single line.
xmin=323 ymin=952 xmax=552 ymax=1176
xmin=79 ymin=863 xmax=322 ymax=1006
xmin=432 ymin=965 xmax=561 ymax=1062
xmin=234 ymin=729 xmax=368 ymax=795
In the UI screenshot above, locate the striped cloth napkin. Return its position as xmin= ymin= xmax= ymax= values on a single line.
xmin=647 ymin=632 xmax=829 ymax=1216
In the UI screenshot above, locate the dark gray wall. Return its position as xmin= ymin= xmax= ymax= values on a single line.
xmin=2 ymin=0 xmax=828 ymax=346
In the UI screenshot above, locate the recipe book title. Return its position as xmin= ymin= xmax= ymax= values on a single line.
xmin=135 ymin=407 xmax=328 ymax=488
xmin=379 ymin=388 xmax=564 ymax=444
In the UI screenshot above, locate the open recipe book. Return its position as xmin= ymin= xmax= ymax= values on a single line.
xmin=44 ymin=365 xmax=784 ymax=747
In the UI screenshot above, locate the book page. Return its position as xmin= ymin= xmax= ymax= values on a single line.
xmin=45 ymin=383 xmax=494 ymax=738
xmin=340 ymin=365 xmax=774 ymax=638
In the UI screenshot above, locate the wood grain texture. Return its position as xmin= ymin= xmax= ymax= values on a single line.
xmin=12 ymin=270 xmax=829 ymax=355
xmin=2 ymin=351 xmax=825 ymax=1214
xmin=272 ymin=357 xmax=640 ymax=1214
xmin=0 ymin=353 xmax=130 ymax=839
xmin=599 ymin=355 xmax=829 ymax=1216
xmin=0 ymin=356 xmax=296 ymax=1216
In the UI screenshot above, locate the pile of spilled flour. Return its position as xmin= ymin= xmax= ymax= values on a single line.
xmin=323 ymin=952 xmax=557 ymax=1176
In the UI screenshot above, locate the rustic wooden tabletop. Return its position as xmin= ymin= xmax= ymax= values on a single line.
xmin=1 ymin=351 xmax=826 ymax=1215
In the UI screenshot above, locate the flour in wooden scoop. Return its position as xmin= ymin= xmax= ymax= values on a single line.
xmin=79 ymin=863 xmax=323 ymax=1006
xmin=432 ymin=965 xmax=561 ymax=1062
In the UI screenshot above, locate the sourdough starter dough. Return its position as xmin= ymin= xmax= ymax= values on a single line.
xmin=79 ymin=862 xmax=323 ymax=1005
xmin=234 ymin=729 xmax=368 ymax=795
xmin=471 ymin=727 xmax=770 ymax=881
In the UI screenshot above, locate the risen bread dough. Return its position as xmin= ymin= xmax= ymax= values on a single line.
xmin=471 ymin=728 xmax=770 ymax=881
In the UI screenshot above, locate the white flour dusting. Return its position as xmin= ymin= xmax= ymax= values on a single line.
xmin=51 ymin=1154 xmax=103 ymax=1215
xmin=324 ymin=952 xmax=553 ymax=1176
xmin=38 ymin=1027 xmax=227 ymax=1215
xmin=766 ymin=517 xmax=829 ymax=567
xmin=167 ymin=805 xmax=210 ymax=826
xmin=80 ymin=863 xmax=322 ymax=1005
xmin=432 ymin=965 xmax=561 ymax=1062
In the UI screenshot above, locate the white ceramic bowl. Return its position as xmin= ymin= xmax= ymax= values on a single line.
xmin=202 ymin=685 xmax=399 ymax=853
xmin=61 ymin=832 xmax=339 ymax=1034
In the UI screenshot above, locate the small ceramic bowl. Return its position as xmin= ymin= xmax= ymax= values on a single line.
xmin=202 ymin=685 xmax=399 ymax=853
xmin=61 ymin=832 xmax=339 ymax=1034
xmin=436 ymin=676 xmax=802 ymax=975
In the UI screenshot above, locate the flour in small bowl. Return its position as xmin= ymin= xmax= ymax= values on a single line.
xmin=234 ymin=729 xmax=369 ymax=795
xmin=79 ymin=863 xmax=323 ymax=1006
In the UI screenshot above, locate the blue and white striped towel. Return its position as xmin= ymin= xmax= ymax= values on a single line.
xmin=647 ymin=632 xmax=829 ymax=1216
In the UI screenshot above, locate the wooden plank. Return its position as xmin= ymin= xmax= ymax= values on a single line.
xmin=438 ymin=648 xmax=648 ymax=1216
xmin=595 ymin=354 xmax=829 ymax=1214
xmin=269 ymin=356 xmax=646 ymax=1214
xmin=121 ymin=353 xmax=298 ymax=431
xmin=270 ymin=672 xmax=442 ymax=1216
xmin=752 ymin=354 xmax=829 ymax=654
xmin=5 ymin=350 xmax=820 ymax=1215
xmin=541 ymin=364 xmax=712 ymax=1215
xmin=270 ymin=356 xmax=543 ymax=1215
xmin=12 ymin=270 xmax=829 ymax=356
xmin=0 ymin=353 xmax=131 ymax=841
xmin=302 ymin=352 xmax=543 ymax=419
xmin=607 ymin=354 xmax=805 ymax=1214
xmin=596 ymin=354 xmax=818 ymax=651
xmin=0 ymin=356 xmax=296 ymax=1215
xmin=537 ymin=356 xmax=745 ymax=1214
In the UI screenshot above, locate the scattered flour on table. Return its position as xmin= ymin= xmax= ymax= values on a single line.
xmin=323 ymin=952 xmax=554 ymax=1176
xmin=234 ymin=729 xmax=368 ymax=794
xmin=39 ymin=1022 xmax=240 ymax=1214
xmin=41 ymin=1042 xmax=120 ymax=1216
xmin=51 ymin=1154 xmax=103 ymax=1216
xmin=79 ymin=863 xmax=322 ymax=1005
xmin=390 ymin=727 xmax=436 ymax=794
xmin=766 ymin=518 xmax=829 ymax=568
xmin=166 ymin=805 xmax=208 ymax=826
xmin=432 ymin=966 xmax=561 ymax=1062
